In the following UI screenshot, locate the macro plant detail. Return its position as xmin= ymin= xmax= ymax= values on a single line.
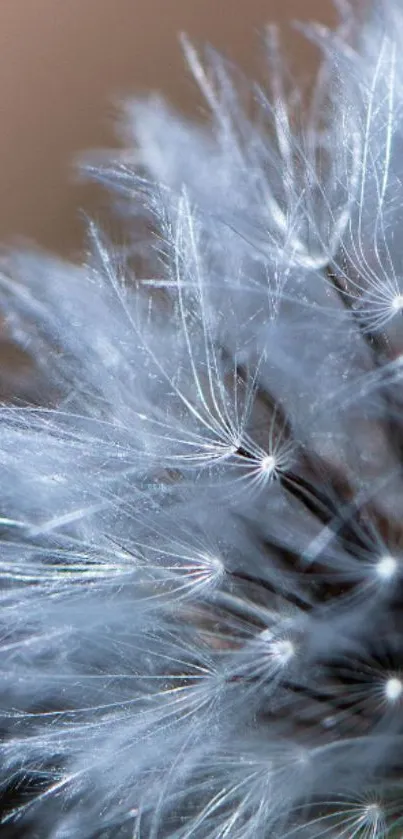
xmin=2 ymin=1 xmax=403 ymax=837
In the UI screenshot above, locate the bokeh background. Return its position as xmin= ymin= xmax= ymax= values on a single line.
xmin=0 ymin=1 xmax=334 ymax=258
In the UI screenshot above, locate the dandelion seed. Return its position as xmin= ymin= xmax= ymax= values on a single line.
xmin=267 ymin=637 xmax=295 ymax=667
xmin=260 ymin=454 xmax=277 ymax=478
xmin=375 ymin=554 xmax=398 ymax=582
xmin=391 ymin=294 xmax=403 ymax=314
xmin=384 ymin=676 xmax=403 ymax=704
xmin=361 ymin=802 xmax=385 ymax=837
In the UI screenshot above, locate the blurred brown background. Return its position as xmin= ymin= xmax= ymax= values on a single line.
xmin=0 ymin=0 xmax=334 ymax=258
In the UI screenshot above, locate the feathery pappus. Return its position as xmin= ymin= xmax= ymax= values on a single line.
xmin=2 ymin=1 xmax=403 ymax=836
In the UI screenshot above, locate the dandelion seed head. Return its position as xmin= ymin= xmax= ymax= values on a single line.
xmin=391 ymin=293 xmax=403 ymax=313
xmin=260 ymin=454 xmax=277 ymax=477
xmin=375 ymin=554 xmax=398 ymax=582
xmin=384 ymin=676 xmax=403 ymax=703
xmin=267 ymin=637 xmax=295 ymax=667
xmin=4 ymin=4 xmax=403 ymax=838
xmin=360 ymin=801 xmax=385 ymax=834
xmin=199 ymin=551 xmax=225 ymax=585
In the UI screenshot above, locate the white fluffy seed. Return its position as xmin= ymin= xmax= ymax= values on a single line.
xmin=384 ymin=676 xmax=403 ymax=703
xmin=376 ymin=554 xmax=398 ymax=581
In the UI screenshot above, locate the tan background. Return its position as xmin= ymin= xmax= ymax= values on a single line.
xmin=0 ymin=1 xmax=334 ymax=257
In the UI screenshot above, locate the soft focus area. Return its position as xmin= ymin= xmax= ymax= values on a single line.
xmin=0 ymin=0 xmax=333 ymax=256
